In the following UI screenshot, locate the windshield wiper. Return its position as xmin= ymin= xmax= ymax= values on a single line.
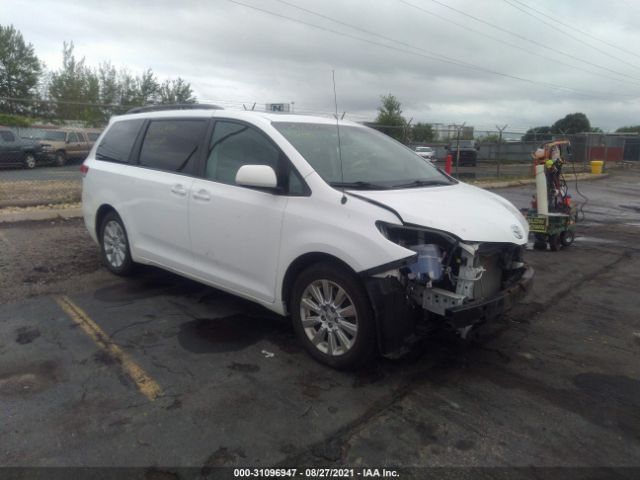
xmin=391 ymin=179 xmax=452 ymax=189
xmin=330 ymin=181 xmax=390 ymax=190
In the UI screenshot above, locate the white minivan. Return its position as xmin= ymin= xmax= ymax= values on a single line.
xmin=82 ymin=105 xmax=533 ymax=368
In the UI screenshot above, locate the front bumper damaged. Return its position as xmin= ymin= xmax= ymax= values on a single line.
xmin=363 ymin=264 xmax=534 ymax=357
xmin=444 ymin=265 xmax=534 ymax=328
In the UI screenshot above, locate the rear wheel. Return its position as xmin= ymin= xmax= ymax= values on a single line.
xmin=99 ymin=211 xmax=136 ymax=276
xmin=290 ymin=263 xmax=376 ymax=369
xmin=23 ymin=153 xmax=36 ymax=169
xmin=55 ymin=151 xmax=66 ymax=167
xmin=560 ymin=230 xmax=575 ymax=247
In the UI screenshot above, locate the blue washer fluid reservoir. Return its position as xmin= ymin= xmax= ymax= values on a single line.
xmin=408 ymin=244 xmax=443 ymax=282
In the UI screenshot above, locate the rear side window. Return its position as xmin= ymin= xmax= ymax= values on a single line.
xmin=68 ymin=132 xmax=78 ymax=142
xmin=96 ymin=119 xmax=145 ymax=163
xmin=87 ymin=132 xmax=100 ymax=141
xmin=1 ymin=131 xmax=15 ymax=142
xmin=139 ymin=119 xmax=207 ymax=173
xmin=206 ymin=121 xmax=279 ymax=185
xmin=75 ymin=132 xmax=86 ymax=142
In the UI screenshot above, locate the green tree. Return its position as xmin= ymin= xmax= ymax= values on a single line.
xmin=98 ymin=61 xmax=119 ymax=120
xmin=138 ymin=69 xmax=160 ymax=104
xmin=615 ymin=125 xmax=640 ymax=133
xmin=521 ymin=126 xmax=553 ymax=142
xmin=374 ymin=94 xmax=406 ymax=141
xmin=0 ymin=25 xmax=42 ymax=113
xmin=552 ymin=112 xmax=591 ymax=134
xmin=48 ymin=42 xmax=90 ymax=120
xmin=158 ymin=77 xmax=196 ymax=104
xmin=117 ymin=69 xmax=141 ymax=109
xmin=412 ymin=122 xmax=437 ymax=142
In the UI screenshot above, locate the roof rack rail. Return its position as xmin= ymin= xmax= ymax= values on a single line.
xmin=125 ymin=104 xmax=224 ymax=114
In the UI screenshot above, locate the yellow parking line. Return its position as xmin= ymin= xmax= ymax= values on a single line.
xmin=55 ymin=295 xmax=162 ymax=401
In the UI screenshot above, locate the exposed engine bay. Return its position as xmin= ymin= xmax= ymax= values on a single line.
xmin=373 ymin=222 xmax=529 ymax=339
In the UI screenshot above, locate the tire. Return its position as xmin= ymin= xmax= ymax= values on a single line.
xmin=99 ymin=211 xmax=136 ymax=276
xmin=23 ymin=153 xmax=36 ymax=169
xmin=290 ymin=263 xmax=376 ymax=369
xmin=533 ymin=240 xmax=547 ymax=250
xmin=55 ymin=151 xmax=66 ymax=167
xmin=549 ymin=233 xmax=561 ymax=251
xmin=560 ymin=230 xmax=575 ymax=247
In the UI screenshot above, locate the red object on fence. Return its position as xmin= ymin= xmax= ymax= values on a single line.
xmin=445 ymin=154 xmax=452 ymax=174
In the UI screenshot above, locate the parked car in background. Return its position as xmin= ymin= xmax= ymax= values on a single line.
xmin=82 ymin=106 xmax=532 ymax=369
xmin=414 ymin=146 xmax=435 ymax=161
xmin=0 ymin=128 xmax=53 ymax=169
xmin=446 ymin=139 xmax=479 ymax=167
xmin=40 ymin=128 xmax=94 ymax=166
xmin=84 ymin=129 xmax=103 ymax=144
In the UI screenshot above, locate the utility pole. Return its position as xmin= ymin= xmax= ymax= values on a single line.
xmin=496 ymin=124 xmax=508 ymax=177
xmin=454 ymin=122 xmax=465 ymax=177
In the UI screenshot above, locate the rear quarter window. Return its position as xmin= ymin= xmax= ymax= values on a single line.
xmin=96 ymin=119 xmax=145 ymax=163
xmin=139 ymin=119 xmax=207 ymax=174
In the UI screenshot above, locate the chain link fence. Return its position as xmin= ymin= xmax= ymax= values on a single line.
xmin=2 ymin=100 xmax=639 ymax=182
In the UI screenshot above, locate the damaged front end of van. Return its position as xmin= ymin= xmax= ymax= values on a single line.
xmin=362 ymin=221 xmax=533 ymax=357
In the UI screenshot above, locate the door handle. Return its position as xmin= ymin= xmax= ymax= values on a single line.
xmin=170 ymin=184 xmax=188 ymax=196
xmin=192 ymin=189 xmax=211 ymax=201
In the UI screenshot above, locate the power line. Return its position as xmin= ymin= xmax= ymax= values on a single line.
xmin=423 ymin=0 xmax=640 ymax=83
xmin=504 ymin=0 xmax=640 ymax=70
xmin=510 ymin=0 xmax=640 ymax=61
xmin=392 ymin=0 xmax=640 ymax=88
xmin=279 ymin=0 xmax=640 ymax=89
xmin=224 ymin=0 xmax=638 ymax=99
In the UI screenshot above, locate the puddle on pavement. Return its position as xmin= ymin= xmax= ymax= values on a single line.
xmin=0 ymin=361 xmax=59 ymax=395
xmin=177 ymin=314 xmax=289 ymax=354
xmin=574 ymin=236 xmax=621 ymax=244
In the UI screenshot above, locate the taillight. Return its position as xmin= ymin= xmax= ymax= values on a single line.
xmin=80 ymin=164 xmax=89 ymax=177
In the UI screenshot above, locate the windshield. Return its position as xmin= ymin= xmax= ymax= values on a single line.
xmin=454 ymin=140 xmax=475 ymax=148
xmin=43 ymin=130 xmax=66 ymax=141
xmin=273 ymin=122 xmax=453 ymax=189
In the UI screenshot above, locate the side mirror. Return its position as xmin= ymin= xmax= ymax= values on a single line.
xmin=236 ymin=165 xmax=278 ymax=189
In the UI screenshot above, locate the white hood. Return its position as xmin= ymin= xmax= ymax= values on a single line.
xmin=350 ymin=182 xmax=529 ymax=244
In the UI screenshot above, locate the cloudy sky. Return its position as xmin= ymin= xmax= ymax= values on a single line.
xmin=3 ymin=0 xmax=640 ymax=133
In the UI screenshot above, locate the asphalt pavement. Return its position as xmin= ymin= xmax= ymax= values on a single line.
xmin=0 ymin=167 xmax=639 ymax=476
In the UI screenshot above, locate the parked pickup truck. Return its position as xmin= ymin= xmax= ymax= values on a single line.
xmin=40 ymin=129 xmax=94 ymax=166
xmin=0 ymin=128 xmax=54 ymax=169
xmin=446 ymin=139 xmax=479 ymax=167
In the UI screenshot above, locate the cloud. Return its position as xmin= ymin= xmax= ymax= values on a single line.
xmin=4 ymin=0 xmax=640 ymax=130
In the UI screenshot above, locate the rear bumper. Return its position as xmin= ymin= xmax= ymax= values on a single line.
xmin=444 ymin=266 xmax=534 ymax=328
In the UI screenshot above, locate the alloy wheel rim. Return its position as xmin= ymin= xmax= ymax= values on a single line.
xmin=300 ymin=279 xmax=358 ymax=356
xmin=103 ymin=220 xmax=127 ymax=268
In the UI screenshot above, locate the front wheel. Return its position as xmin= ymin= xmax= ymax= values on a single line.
xmin=290 ymin=263 xmax=376 ymax=369
xmin=549 ymin=233 xmax=562 ymax=251
xmin=23 ymin=153 xmax=36 ymax=169
xmin=99 ymin=211 xmax=136 ymax=276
